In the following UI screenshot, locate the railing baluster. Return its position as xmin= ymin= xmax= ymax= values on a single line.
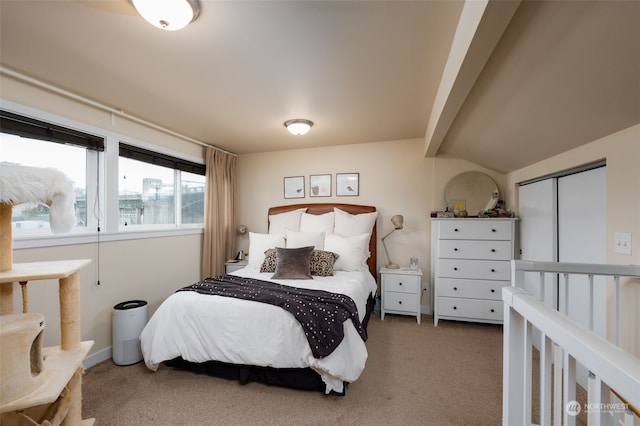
xmin=588 ymin=371 xmax=602 ymax=426
xmin=588 ymin=274 xmax=594 ymax=332
xmin=614 ymin=275 xmax=620 ymax=346
xmin=540 ymin=334 xmax=552 ymax=426
xmin=553 ymin=344 xmax=563 ymax=426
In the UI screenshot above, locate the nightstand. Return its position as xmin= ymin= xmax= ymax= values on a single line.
xmin=380 ymin=267 xmax=423 ymax=324
xmin=225 ymin=259 xmax=248 ymax=274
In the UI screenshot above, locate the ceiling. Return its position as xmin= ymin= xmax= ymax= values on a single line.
xmin=1 ymin=1 xmax=638 ymax=174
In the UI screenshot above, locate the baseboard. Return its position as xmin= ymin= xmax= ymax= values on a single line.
xmin=83 ymin=346 xmax=112 ymax=369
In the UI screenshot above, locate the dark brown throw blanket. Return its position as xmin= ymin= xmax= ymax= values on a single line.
xmin=176 ymin=274 xmax=366 ymax=358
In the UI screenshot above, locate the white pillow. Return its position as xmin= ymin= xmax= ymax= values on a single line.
xmin=268 ymin=208 xmax=307 ymax=235
xmin=248 ymin=232 xmax=285 ymax=268
xmin=300 ymin=212 xmax=334 ymax=234
xmin=324 ymin=233 xmax=370 ymax=272
xmin=333 ymin=208 xmax=378 ymax=237
xmin=286 ymin=230 xmax=325 ymax=250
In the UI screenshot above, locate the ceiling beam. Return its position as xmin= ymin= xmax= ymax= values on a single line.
xmin=424 ymin=0 xmax=521 ymax=157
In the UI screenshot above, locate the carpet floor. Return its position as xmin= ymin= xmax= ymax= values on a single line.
xmin=82 ymin=314 xmax=507 ymax=425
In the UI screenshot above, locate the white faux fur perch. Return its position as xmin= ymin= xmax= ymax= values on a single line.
xmin=0 ymin=163 xmax=76 ymax=233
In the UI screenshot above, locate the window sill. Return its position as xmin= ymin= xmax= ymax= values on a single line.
xmin=13 ymin=227 xmax=204 ymax=250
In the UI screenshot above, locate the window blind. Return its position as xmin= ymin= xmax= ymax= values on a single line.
xmin=0 ymin=109 xmax=104 ymax=151
xmin=119 ymin=143 xmax=205 ymax=175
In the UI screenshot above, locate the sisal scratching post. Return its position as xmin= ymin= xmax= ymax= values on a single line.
xmin=0 ymin=202 xmax=13 ymax=272
xmin=59 ymin=273 xmax=81 ymax=351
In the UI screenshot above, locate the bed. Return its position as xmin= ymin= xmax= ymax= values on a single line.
xmin=140 ymin=203 xmax=379 ymax=395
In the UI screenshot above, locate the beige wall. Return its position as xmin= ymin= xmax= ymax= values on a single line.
xmin=505 ymin=123 xmax=640 ymax=355
xmin=2 ymin=76 xmax=205 ymax=362
xmin=10 ymin=235 xmax=202 ymax=358
xmin=237 ymin=139 xmax=506 ymax=311
xmin=5 ymin=72 xmax=637 ymax=361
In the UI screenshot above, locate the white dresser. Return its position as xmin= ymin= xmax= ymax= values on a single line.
xmin=431 ymin=218 xmax=517 ymax=326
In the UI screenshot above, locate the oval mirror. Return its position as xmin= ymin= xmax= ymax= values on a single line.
xmin=444 ymin=171 xmax=499 ymax=216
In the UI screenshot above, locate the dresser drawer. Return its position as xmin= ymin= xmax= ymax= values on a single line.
xmin=437 ymin=297 xmax=503 ymax=321
xmin=438 ymin=259 xmax=511 ymax=281
xmin=437 ymin=278 xmax=506 ymax=301
xmin=438 ymin=240 xmax=512 ymax=261
xmin=383 ymin=291 xmax=419 ymax=313
xmin=383 ymin=274 xmax=420 ymax=294
xmin=439 ymin=220 xmax=513 ymax=240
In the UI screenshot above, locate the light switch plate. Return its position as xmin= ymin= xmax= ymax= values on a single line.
xmin=614 ymin=232 xmax=632 ymax=256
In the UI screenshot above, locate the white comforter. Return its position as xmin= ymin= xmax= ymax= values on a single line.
xmin=140 ymin=267 xmax=377 ymax=394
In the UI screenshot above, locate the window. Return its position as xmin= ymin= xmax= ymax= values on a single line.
xmin=0 ymin=108 xmax=205 ymax=244
xmin=0 ymin=110 xmax=104 ymax=235
xmin=119 ymin=143 xmax=205 ymax=228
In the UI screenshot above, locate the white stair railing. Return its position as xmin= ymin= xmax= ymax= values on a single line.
xmin=503 ymin=261 xmax=640 ymax=426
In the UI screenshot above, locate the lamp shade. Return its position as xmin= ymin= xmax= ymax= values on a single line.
xmin=390 ymin=214 xmax=404 ymax=229
xmin=284 ymin=119 xmax=313 ymax=136
xmin=131 ymin=0 xmax=200 ymax=31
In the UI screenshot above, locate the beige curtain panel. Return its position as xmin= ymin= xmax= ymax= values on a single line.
xmin=201 ymin=147 xmax=237 ymax=279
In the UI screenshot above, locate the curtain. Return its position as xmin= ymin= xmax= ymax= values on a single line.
xmin=201 ymin=147 xmax=237 ymax=279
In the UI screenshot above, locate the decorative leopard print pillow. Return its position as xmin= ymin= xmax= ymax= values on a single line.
xmin=260 ymin=248 xmax=277 ymax=273
xmin=309 ymin=250 xmax=339 ymax=276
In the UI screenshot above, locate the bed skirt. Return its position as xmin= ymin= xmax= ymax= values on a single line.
xmin=163 ymin=294 xmax=375 ymax=395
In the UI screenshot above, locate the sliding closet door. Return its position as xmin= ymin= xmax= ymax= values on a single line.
xmin=557 ymin=167 xmax=607 ymax=338
xmin=518 ymin=179 xmax=557 ymax=308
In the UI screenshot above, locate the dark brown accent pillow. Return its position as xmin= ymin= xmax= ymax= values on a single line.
xmin=309 ymin=250 xmax=339 ymax=276
xmin=260 ymin=248 xmax=277 ymax=273
xmin=271 ymin=246 xmax=314 ymax=279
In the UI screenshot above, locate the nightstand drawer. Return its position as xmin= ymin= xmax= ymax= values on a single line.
xmin=437 ymin=297 xmax=503 ymax=321
xmin=383 ymin=274 xmax=420 ymax=294
xmin=439 ymin=220 xmax=513 ymax=240
xmin=437 ymin=278 xmax=506 ymax=300
xmin=438 ymin=259 xmax=510 ymax=281
xmin=438 ymin=240 xmax=512 ymax=261
xmin=383 ymin=292 xmax=419 ymax=313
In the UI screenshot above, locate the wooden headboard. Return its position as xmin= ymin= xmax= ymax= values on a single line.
xmin=268 ymin=203 xmax=377 ymax=277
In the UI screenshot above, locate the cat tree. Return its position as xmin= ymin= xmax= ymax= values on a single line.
xmin=0 ymin=163 xmax=94 ymax=425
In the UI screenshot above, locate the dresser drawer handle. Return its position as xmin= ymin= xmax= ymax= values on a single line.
xmin=491 ymin=269 xmax=496 ymax=273
xmin=454 ymin=267 xmax=458 ymax=271
xmin=454 ymin=228 xmax=459 ymax=232
xmin=492 ymin=228 xmax=497 ymax=232
xmin=491 ymin=248 xmax=496 ymax=252
xmin=490 ymin=289 xmax=495 ymax=293
xmin=453 ymin=306 xmax=457 ymax=310
xmin=398 ymin=282 xmax=403 ymax=286
xmin=453 ymin=287 xmax=458 ymax=291
xmin=490 ymin=309 xmax=495 ymax=313
xmin=398 ymin=301 xmax=403 ymax=305
xmin=454 ymin=248 xmax=459 ymax=251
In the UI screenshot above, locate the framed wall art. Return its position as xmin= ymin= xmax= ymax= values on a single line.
xmin=283 ymin=176 xmax=305 ymax=199
xmin=336 ymin=173 xmax=359 ymax=196
xmin=310 ymin=174 xmax=331 ymax=197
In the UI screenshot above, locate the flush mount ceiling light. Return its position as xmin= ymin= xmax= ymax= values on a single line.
xmin=284 ymin=119 xmax=314 ymax=136
xmin=131 ymin=0 xmax=200 ymax=31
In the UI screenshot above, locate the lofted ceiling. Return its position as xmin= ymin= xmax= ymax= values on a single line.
xmin=1 ymin=1 xmax=638 ymax=174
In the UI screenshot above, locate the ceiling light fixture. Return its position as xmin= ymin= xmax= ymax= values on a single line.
xmin=131 ymin=0 xmax=200 ymax=31
xmin=284 ymin=119 xmax=314 ymax=136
